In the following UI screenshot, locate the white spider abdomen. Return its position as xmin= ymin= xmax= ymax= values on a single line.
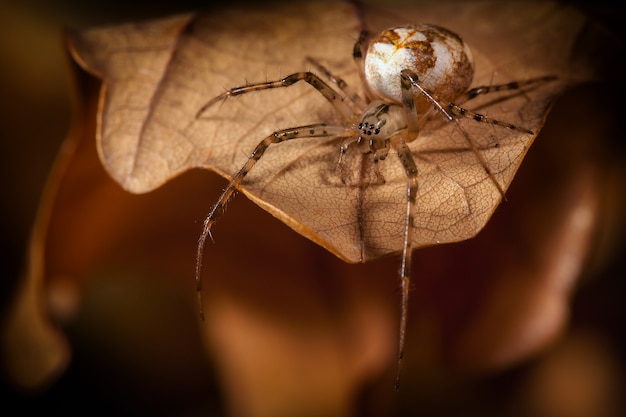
xmin=364 ymin=24 xmax=474 ymax=105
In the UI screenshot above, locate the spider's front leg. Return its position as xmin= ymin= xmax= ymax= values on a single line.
xmin=305 ymin=57 xmax=365 ymax=110
xmin=390 ymin=136 xmax=418 ymax=391
xmin=196 ymin=71 xmax=353 ymax=119
xmin=369 ymin=72 xmax=424 ymax=389
xmin=195 ymin=124 xmax=352 ymax=320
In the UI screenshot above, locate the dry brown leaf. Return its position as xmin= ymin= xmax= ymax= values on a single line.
xmin=67 ymin=0 xmax=590 ymax=263
xmin=5 ymin=1 xmax=623 ymax=413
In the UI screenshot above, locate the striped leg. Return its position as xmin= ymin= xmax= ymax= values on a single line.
xmin=306 ymin=57 xmax=365 ymax=110
xmin=196 ymin=71 xmax=353 ymax=120
xmin=391 ymin=136 xmax=418 ymax=390
xmin=195 ymin=124 xmax=352 ymax=320
xmin=352 ymin=30 xmax=374 ymax=99
xmin=455 ymin=75 xmax=557 ymax=105
xmin=400 ymin=69 xmax=541 ymax=198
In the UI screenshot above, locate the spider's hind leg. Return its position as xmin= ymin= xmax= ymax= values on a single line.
xmin=400 ymin=69 xmax=543 ymax=199
xmin=352 ymin=29 xmax=376 ymax=101
xmin=456 ymin=74 xmax=558 ymax=105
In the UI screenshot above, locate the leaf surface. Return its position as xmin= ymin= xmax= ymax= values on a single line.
xmin=68 ymin=1 xmax=590 ymax=263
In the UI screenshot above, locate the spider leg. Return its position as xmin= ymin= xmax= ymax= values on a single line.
xmin=389 ymin=135 xmax=418 ymax=390
xmin=402 ymin=69 xmax=541 ymax=134
xmin=372 ymin=146 xmax=390 ymax=184
xmin=352 ymin=29 xmax=368 ymax=72
xmin=196 ymin=72 xmax=353 ymax=120
xmin=400 ymin=71 xmax=423 ymax=138
xmin=352 ymin=30 xmax=377 ymax=101
xmin=306 ymin=57 xmax=365 ymax=111
xmin=338 ymin=134 xmax=391 ymax=185
xmin=337 ymin=137 xmax=357 ymax=184
xmin=401 ymin=69 xmax=543 ymax=198
xmin=392 ymin=69 xmax=522 ymax=387
xmin=196 ymin=123 xmax=353 ymax=320
xmin=446 ymin=102 xmax=533 ymax=133
xmin=455 ymin=75 xmax=557 ymax=105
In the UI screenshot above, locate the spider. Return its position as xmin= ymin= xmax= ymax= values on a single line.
xmin=195 ymin=23 xmax=555 ymax=389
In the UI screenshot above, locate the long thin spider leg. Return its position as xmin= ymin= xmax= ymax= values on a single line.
xmin=402 ymin=69 xmax=538 ymax=198
xmin=353 ymin=29 xmax=368 ymax=60
xmin=446 ymin=102 xmax=533 ymax=134
xmin=353 ymin=30 xmax=376 ymax=100
xmin=455 ymin=75 xmax=557 ymax=105
xmin=305 ymin=57 xmax=366 ymax=111
xmin=400 ymin=70 xmax=421 ymax=138
xmin=402 ymin=69 xmax=536 ymax=134
xmin=391 ymin=136 xmax=418 ymax=391
xmin=337 ymin=137 xmax=358 ymax=184
xmin=196 ymin=123 xmax=353 ymax=320
xmin=196 ymin=72 xmax=352 ymax=120
xmin=401 ymin=70 xmax=454 ymax=123
xmin=387 ymin=72 xmax=427 ymax=389
xmin=453 ymin=120 xmax=507 ymax=198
